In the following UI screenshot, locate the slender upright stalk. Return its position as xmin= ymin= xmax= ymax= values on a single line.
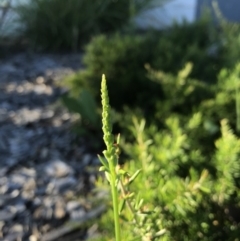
xmin=100 ymin=74 xmax=121 ymax=241
xmin=109 ymin=159 xmax=121 ymax=241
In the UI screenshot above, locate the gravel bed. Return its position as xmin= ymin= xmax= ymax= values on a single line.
xmin=0 ymin=52 xmax=105 ymax=241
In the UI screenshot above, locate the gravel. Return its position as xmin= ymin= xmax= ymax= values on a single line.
xmin=0 ymin=52 xmax=104 ymax=241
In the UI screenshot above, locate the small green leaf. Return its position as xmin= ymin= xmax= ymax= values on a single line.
xmin=99 ymin=166 xmax=108 ymax=172
xmin=115 ymin=179 xmax=119 ymax=187
xmin=199 ymin=186 xmax=211 ymax=193
xmin=176 ymin=204 xmax=186 ymax=216
xmin=118 ymin=198 xmax=126 ymax=214
xmin=118 ymin=169 xmax=128 ymax=176
xmin=129 ymin=169 xmax=142 ymax=185
xmin=117 ymin=133 xmax=121 ymax=145
xmin=135 ymin=198 xmax=144 ymax=210
xmin=102 ymin=150 xmax=109 ymax=159
xmin=105 ymin=172 xmax=111 ymax=183
xmin=98 ymin=155 xmax=109 ymax=171
xmin=125 ymin=192 xmax=135 ymax=199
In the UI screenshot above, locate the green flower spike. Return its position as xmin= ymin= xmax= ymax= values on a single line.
xmin=100 ymin=74 xmax=121 ymax=241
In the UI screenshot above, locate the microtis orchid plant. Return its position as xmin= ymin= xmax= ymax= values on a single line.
xmin=98 ymin=74 xmax=121 ymax=240
xmin=98 ymin=75 xmax=142 ymax=241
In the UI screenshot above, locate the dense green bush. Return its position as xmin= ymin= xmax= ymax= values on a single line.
xmin=145 ymin=63 xmax=240 ymax=158
xmin=199 ymin=67 xmax=237 ymax=132
xmin=146 ymin=63 xmax=214 ymax=116
xmin=64 ymin=33 xmax=162 ymax=111
xmin=151 ymin=20 xmax=227 ymax=82
xmin=15 ymin=0 xmax=153 ymax=51
xmin=91 ymin=68 xmax=240 ymax=239
xmin=63 ymin=20 xmax=229 ymax=118
xmin=123 ymin=117 xmax=240 ymax=241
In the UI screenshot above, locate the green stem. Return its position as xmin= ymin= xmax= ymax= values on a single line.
xmin=109 ymin=160 xmax=121 ymax=241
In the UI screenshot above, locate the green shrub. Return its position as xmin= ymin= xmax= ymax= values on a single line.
xmin=15 ymin=0 xmax=153 ymax=51
xmin=197 ymin=63 xmax=240 ymax=138
xmin=146 ymin=63 xmax=214 ymax=117
xmin=64 ymin=20 xmax=227 ymax=117
xmin=64 ymin=33 xmax=162 ymax=111
xmin=151 ymin=20 xmax=226 ymax=82
xmin=62 ymin=19 xmax=240 ymax=156
xmin=93 ymin=113 xmax=240 ymax=241
xmin=145 ymin=62 xmax=240 ymax=158
xmin=74 ymin=22 xmax=240 ymax=239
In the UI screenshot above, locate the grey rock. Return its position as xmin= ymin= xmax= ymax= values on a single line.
xmin=3 ymin=232 xmax=21 ymax=241
xmin=9 ymin=190 xmax=20 ymax=198
xmin=45 ymin=160 xmax=74 ymax=178
xmin=14 ymin=203 xmax=26 ymax=214
xmin=7 ymin=181 xmax=23 ymax=192
xmin=54 ymin=200 xmax=66 ymax=219
xmin=1 ymin=157 xmax=18 ymax=168
xmin=0 ymin=194 xmax=11 ymax=207
xmin=33 ymin=197 xmax=42 ymax=207
xmin=10 ymin=224 xmax=24 ymax=233
xmin=21 ymin=190 xmax=35 ymax=200
xmin=23 ymin=178 xmax=36 ymax=191
xmin=0 ymin=207 xmax=16 ymax=221
xmin=82 ymin=154 xmax=92 ymax=166
xmin=5 ymin=224 xmax=25 ymax=241
xmin=34 ymin=206 xmax=54 ymax=220
xmin=13 ymin=108 xmax=42 ymax=125
xmin=0 ymin=220 xmax=4 ymax=230
xmin=29 ymin=235 xmax=38 ymax=241
xmin=69 ymin=208 xmax=86 ymax=221
xmin=52 ymin=176 xmax=77 ymax=193
xmin=0 ymin=168 xmax=8 ymax=177
xmin=0 ymin=108 xmax=9 ymax=123
xmin=0 ymin=63 xmax=17 ymax=74
xmin=19 ymin=168 xmax=36 ymax=178
xmin=66 ymin=201 xmax=81 ymax=212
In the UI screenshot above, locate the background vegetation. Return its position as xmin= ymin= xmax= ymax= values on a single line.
xmin=2 ymin=0 xmax=240 ymax=240
xmin=15 ymin=0 xmax=159 ymax=51
xmin=62 ymin=15 xmax=240 ymax=241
